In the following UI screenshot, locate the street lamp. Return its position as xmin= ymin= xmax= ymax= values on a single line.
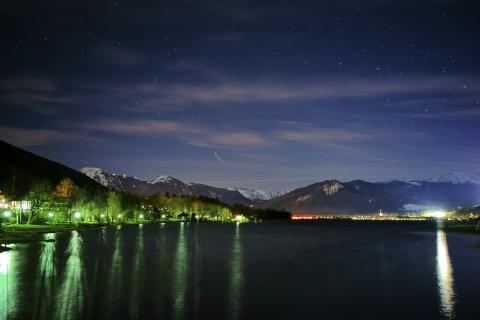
xmin=139 ymin=214 xmax=144 ymax=219
xmin=48 ymin=212 xmax=54 ymax=218
xmin=74 ymin=212 xmax=81 ymax=219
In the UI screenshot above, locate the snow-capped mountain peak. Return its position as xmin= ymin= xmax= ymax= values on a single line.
xmin=427 ymin=172 xmax=480 ymax=184
xmin=80 ymin=167 xmax=104 ymax=177
xmin=80 ymin=167 xmax=122 ymax=189
xmin=228 ymin=187 xmax=289 ymax=201
xmin=385 ymin=172 xmax=480 ymax=186
xmin=149 ymin=175 xmax=181 ymax=185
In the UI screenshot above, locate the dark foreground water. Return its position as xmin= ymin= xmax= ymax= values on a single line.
xmin=1 ymin=221 xmax=479 ymax=320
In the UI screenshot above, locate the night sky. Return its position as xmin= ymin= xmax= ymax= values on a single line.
xmin=1 ymin=0 xmax=479 ymax=191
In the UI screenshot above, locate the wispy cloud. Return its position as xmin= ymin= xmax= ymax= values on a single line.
xmin=403 ymin=106 xmax=480 ymax=119
xmin=0 ymin=77 xmax=83 ymax=110
xmin=277 ymin=126 xmax=372 ymax=147
xmin=73 ymin=118 xmax=377 ymax=150
xmin=0 ymin=126 xmax=89 ymax=146
xmin=75 ymin=119 xmax=269 ymax=148
xmin=3 ymin=73 xmax=478 ymax=115
xmin=115 ymin=75 xmax=480 ymax=108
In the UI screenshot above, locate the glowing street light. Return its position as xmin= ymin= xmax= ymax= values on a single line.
xmin=139 ymin=214 xmax=144 ymax=219
xmin=74 ymin=212 xmax=81 ymax=219
xmin=117 ymin=214 xmax=122 ymax=219
xmin=3 ymin=211 xmax=11 ymax=218
xmin=48 ymin=212 xmax=54 ymax=218
xmin=100 ymin=213 xmax=105 ymax=218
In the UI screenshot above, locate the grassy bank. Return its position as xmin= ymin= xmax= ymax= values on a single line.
xmin=0 ymin=223 xmax=102 ymax=251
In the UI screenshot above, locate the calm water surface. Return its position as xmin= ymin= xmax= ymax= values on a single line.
xmin=1 ymin=221 xmax=479 ymax=319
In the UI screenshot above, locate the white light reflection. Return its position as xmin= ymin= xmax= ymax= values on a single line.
xmin=33 ymin=233 xmax=57 ymax=319
xmin=436 ymin=226 xmax=456 ymax=319
xmin=228 ymin=222 xmax=243 ymax=320
xmin=56 ymin=231 xmax=87 ymax=319
xmin=0 ymin=246 xmax=18 ymax=319
xmin=129 ymin=224 xmax=144 ymax=319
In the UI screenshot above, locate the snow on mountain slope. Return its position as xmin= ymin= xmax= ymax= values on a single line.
xmin=427 ymin=172 xmax=480 ymax=184
xmin=228 ymin=187 xmax=289 ymax=201
xmin=79 ymin=167 xmax=252 ymax=204
xmin=80 ymin=167 xmax=122 ymax=189
xmin=149 ymin=175 xmax=181 ymax=185
xmin=386 ymin=172 xmax=480 ymax=186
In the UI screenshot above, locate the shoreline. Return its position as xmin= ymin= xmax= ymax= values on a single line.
xmin=0 ymin=221 xmax=245 ymax=250
xmin=0 ymin=223 xmax=104 ymax=251
xmin=1 ymin=220 xmax=479 ymax=252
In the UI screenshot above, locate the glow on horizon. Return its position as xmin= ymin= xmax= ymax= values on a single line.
xmin=430 ymin=211 xmax=446 ymax=219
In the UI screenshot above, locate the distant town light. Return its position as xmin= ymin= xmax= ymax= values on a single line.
xmin=48 ymin=212 xmax=54 ymax=218
xmin=100 ymin=214 xmax=105 ymax=218
xmin=117 ymin=214 xmax=122 ymax=218
xmin=74 ymin=212 xmax=81 ymax=219
xmin=430 ymin=210 xmax=446 ymax=219
xmin=139 ymin=214 xmax=144 ymax=219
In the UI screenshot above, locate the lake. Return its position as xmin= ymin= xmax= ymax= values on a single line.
xmin=0 ymin=221 xmax=479 ymax=319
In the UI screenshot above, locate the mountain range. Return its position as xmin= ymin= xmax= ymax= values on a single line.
xmin=81 ymin=166 xmax=480 ymax=214
xmin=260 ymin=179 xmax=480 ymax=214
xmin=80 ymin=167 xmax=253 ymax=205
xmin=1 ymin=140 xmax=478 ymax=214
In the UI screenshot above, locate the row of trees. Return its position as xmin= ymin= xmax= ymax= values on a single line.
xmin=13 ymin=178 xmax=124 ymax=224
xmin=2 ymin=176 xmax=290 ymax=225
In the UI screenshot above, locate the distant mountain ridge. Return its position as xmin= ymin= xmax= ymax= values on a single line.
xmin=6 ymin=140 xmax=476 ymax=214
xmin=261 ymin=178 xmax=480 ymax=214
xmin=227 ymin=187 xmax=290 ymax=201
xmin=80 ymin=167 xmax=480 ymax=214
xmin=80 ymin=167 xmax=253 ymax=205
xmin=426 ymin=172 xmax=480 ymax=185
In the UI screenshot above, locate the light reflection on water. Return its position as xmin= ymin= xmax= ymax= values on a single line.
xmin=104 ymin=225 xmax=124 ymax=318
xmin=56 ymin=230 xmax=87 ymax=319
xmin=129 ymin=224 xmax=145 ymax=319
xmin=172 ymin=222 xmax=188 ymax=320
xmin=0 ymin=245 xmax=18 ymax=319
xmin=436 ymin=226 xmax=456 ymax=319
xmin=1 ymin=222 xmax=477 ymax=319
xmin=33 ymin=233 xmax=57 ymax=319
xmin=228 ymin=222 xmax=244 ymax=320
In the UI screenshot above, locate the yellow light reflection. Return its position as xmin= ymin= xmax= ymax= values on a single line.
xmin=436 ymin=227 xmax=456 ymax=319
